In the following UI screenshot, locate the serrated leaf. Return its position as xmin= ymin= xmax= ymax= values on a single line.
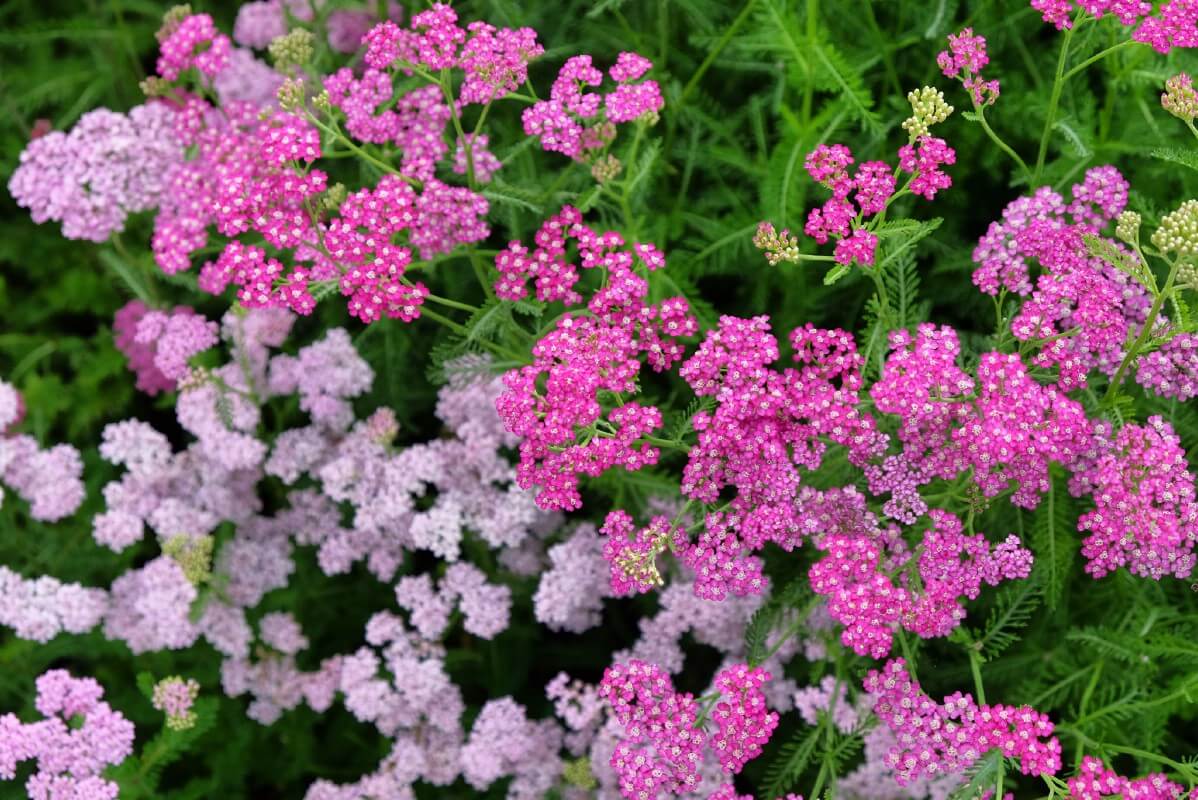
xmin=823 ymin=263 xmax=851 ymax=285
xmin=1150 ymin=146 xmax=1198 ymax=173
xmin=761 ymin=725 xmax=821 ymax=798
xmin=947 ymin=749 xmax=1004 ymax=800
xmin=745 ymin=605 xmax=779 ymax=665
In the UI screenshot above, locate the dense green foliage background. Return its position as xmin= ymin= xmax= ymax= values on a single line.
xmin=1 ymin=0 xmax=1197 ymax=797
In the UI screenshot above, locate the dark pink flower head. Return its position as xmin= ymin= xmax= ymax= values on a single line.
xmin=157 ymin=13 xmax=232 ymax=80
xmin=936 ymin=27 xmax=989 ymax=77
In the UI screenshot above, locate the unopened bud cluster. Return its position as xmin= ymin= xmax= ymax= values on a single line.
xmin=1115 ymin=210 xmax=1141 ymax=244
xmin=163 ymin=533 xmax=214 ymax=586
xmin=270 ymin=29 xmax=314 ymax=74
xmin=1151 ymin=199 xmax=1198 ymax=258
xmin=1162 ymin=73 xmax=1198 ymax=121
xmin=902 ymin=86 xmax=954 ymax=139
xmin=753 ymin=221 xmax=801 ymax=266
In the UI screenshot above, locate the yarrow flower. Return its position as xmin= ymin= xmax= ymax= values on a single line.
xmin=902 ymin=86 xmax=954 ymax=139
xmin=1029 ymin=0 xmax=1198 ymax=55
xmin=1067 ymin=755 xmax=1188 ymax=799
xmin=1162 ymin=73 xmax=1198 ymax=121
xmin=865 ymin=658 xmax=1062 ymax=785
xmin=152 ymin=676 xmax=201 ymax=730
xmin=710 ymin=664 xmax=779 ymax=774
xmin=598 ymin=660 xmax=706 ymax=797
xmin=8 ymin=103 xmax=180 ymax=242
xmin=0 ymin=670 xmax=135 ymax=799
xmin=523 ymin=52 xmax=662 ymax=162
xmin=1069 ymin=416 xmax=1198 ymax=580
xmin=937 ymin=28 xmax=1000 ymax=105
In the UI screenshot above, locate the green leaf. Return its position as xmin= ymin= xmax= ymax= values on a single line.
xmin=761 ymin=725 xmax=821 ymax=798
xmin=947 ymin=749 xmax=1005 ymax=800
xmin=823 ymin=263 xmax=851 ymax=285
xmin=745 ymin=605 xmax=779 ymax=665
xmin=1150 ymin=146 xmax=1198 ymax=173
xmin=973 ymin=582 xmax=1042 ymax=662
xmin=136 ymin=672 xmax=156 ymax=700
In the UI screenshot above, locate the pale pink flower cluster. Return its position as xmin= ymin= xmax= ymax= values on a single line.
xmin=8 ymin=103 xmax=180 ymax=242
xmin=0 ymin=670 xmax=135 ymax=800
xmin=0 ymin=566 xmax=107 ymax=644
xmin=0 ymin=400 xmax=85 ymax=522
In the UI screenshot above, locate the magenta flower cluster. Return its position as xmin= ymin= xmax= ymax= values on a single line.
xmin=524 ymin=51 xmax=663 ymax=160
xmin=864 ymin=658 xmax=1062 ymax=784
xmin=1030 ymin=0 xmax=1198 ymax=54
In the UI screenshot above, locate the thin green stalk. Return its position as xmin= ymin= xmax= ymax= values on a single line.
xmin=1033 ymin=21 xmax=1078 ymax=184
xmin=307 ymin=114 xmax=416 ymax=185
xmin=440 ymin=71 xmax=475 ymax=187
xmin=1061 ymin=37 xmax=1137 ymax=81
xmin=969 ymin=649 xmax=987 ymax=705
xmin=422 ymin=292 xmax=481 ymax=314
xmin=975 ymin=105 xmax=1032 ymax=182
xmin=679 ymin=0 xmax=758 ymax=104
xmin=1103 ymin=255 xmax=1183 ymax=404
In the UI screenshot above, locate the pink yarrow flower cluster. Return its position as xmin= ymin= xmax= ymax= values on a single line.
xmin=865 ymin=658 xmax=1062 ymax=785
xmin=1069 ymin=416 xmax=1198 ymax=580
xmin=806 ymin=493 xmax=1032 ymax=657
xmin=710 ymin=664 xmax=779 ymax=774
xmin=1030 ymin=0 xmax=1198 ymax=55
xmin=156 ymin=11 xmax=232 ymax=80
xmin=1067 ymin=755 xmax=1190 ymax=799
xmin=867 ymin=325 xmax=1093 ymax=520
xmin=937 ymin=28 xmax=1000 ymax=105
xmin=598 ymin=660 xmax=706 ymax=797
xmin=523 ymin=52 xmax=663 ymax=161
xmin=0 ymin=670 xmax=135 ymax=800
xmin=495 ymin=212 xmax=696 ymax=510
xmin=971 ymin=166 xmax=1148 ymax=390
xmin=801 ymin=140 xmax=952 ymax=267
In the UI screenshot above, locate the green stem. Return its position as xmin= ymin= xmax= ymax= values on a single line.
xmin=969 ymin=649 xmax=987 ymax=705
xmin=641 ymin=435 xmax=691 ymax=453
xmin=975 ymin=104 xmax=1032 ymax=182
xmin=679 ymin=0 xmax=758 ymax=104
xmin=1061 ymin=38 xmax=1138 ymax=81
xmin=1186 ymin=119 xmax=1198 ymax=143
xmin=422 ymin=292 xmax=481 ymax=314
xmin=1033 ymin=20 xmax=1078 ymax=184
xmin=440 ymin=71 xmax=475 ymax=187
xmin=1103 ymin=256 xmax=1182 ymax=404
xmin=308 ymin=114 xmax=416 ymax=185
xmin=418 ymin=307 xmax=527 ymax=363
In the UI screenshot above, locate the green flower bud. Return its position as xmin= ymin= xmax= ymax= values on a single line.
xmin=1115 ymin=210 xmax=1141 ymax=245
xmin=1151 ymin=199 xmax=1198 ymax=258
xmin=902 ymin=86 xmax=954 ymax=140
xmin=269 ymin=28 xmax=314 ymax=74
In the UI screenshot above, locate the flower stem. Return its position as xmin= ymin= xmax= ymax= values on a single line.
xmin=1033 ymin=21 xmax=1078 ymax=184
xmin=975 ymin=104 xmax=1032 ymax=182
xmin=1102 ymin=255 xmax=1182 ymax=405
